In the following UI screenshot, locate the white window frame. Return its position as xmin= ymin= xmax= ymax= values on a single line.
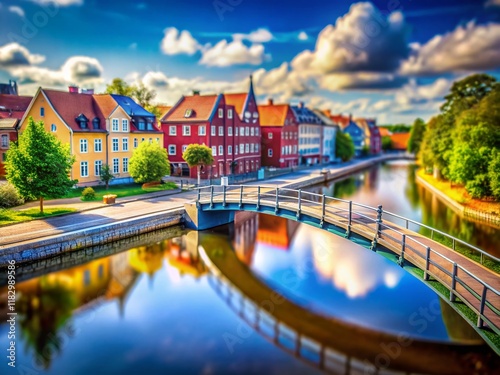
xmin=245 ymin=143 xmax=249 ymax=153
xmin=245 ymin=127 xmax=249 ymax=136
xmin=112 ymin=119 xmax=119 ymax=132
xmin=134 ymin=138 xmax=138 ymax=148
xmin=199 ymin=125 xmax=206 ymax=135
xmin=218 ymin=126 xmax=224 ymax=136
xmin=112 ymin=138 xmax=119 ymax=152
xmin=250 ymin=143 xmax=254 ymax=153
xmin=268 ymin=132 xmax=273 ymax=139
xmin=122 ymin=138 xmax=128 ymax=152
xmin=228 ymin=145 xmax=232 ymax=155
xmin=122 ymin=119 xmax=129 ymax=132
xmin=182 ymin=145 xmax=188 ymax=153
xmin=235 ymin=146 xmax=238 ymax=155
xmin=1 ymin=134 xmax=8 ymax=148
xmin=211 ymin=126 xmax=216 ymax=136
xmin=268 ymin=149 xmax=273 ymax=157
xmin=80 ymin=139 xmax=88 ymax=153
xmin=239 ymin=144 xmax=244 ymax=154
xmin=211 ymin=146 xmax=217 ymax=156
xmin=228 ymin=127 xmax=233 ymax=136
xmin=80 ymin=161 xmax=88 ymax=177
xmin=227 ymin=109 xmax=233 ymax=119
xmin=94 ymin=139 xmax=102 ymax=152
xmin=218 ymin=108 xmax=223 ymax=118
xmin=94 ymin=160 xmax=102 ymax=176
xmin=169 ymin=126 xmax=176 ymax=136
xmin=122 ymin=157 xmax=128 ymax=173
xmin=250 ymin=127 xmax=254 ymax=136
xmin=50 ymin=124 xmax=56 ymax=132
xmin=218 ymin=145 xmax=223 ymax=155
xmin=235 ymin=127 xmax=239 ymax=136
xmin=113 ymin=158 xmax=119 ymax=174
xmin=168 ymin=145 xmax=176 ymax=155
xmin=183 ymin=125 xmax=191 ymax=136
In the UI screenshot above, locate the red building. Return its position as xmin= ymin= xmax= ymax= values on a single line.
xmin=160 ymin=77 xmax=261 ymax=179
xmin=0 ymin=94 xmax=32 ymax=176
xmin=258 ymin=99 xmax=298 ymax=168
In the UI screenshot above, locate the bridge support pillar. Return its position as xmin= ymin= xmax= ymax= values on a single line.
xmin=183 ymin=203 xmax=235 ymax=230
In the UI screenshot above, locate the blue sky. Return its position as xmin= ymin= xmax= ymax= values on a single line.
xmin=1 ymin=0 xmax=500 ymax=123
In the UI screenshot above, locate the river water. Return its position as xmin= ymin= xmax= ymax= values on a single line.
xmin=0 ymin=161 xmax=497 ymax=375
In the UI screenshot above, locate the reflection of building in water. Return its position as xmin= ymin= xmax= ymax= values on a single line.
xmin=164 ymin=232 xmax=206 ymax=278
xmin=233 ymin=212 xmax=259 ymax=265
xmin=128 ymin=243 xmax=165 ymax=276
xmin=257 ymin=214 xmax=299 ymax=249
xmin=106 ymin=252 xmax=139 ymax=316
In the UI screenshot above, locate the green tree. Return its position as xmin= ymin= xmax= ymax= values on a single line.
xmin=6 ymin=117 xmax=76 ymax=213
xmin=441 ymin=74 xmax=497 ymax=115
xmin=407 ymin=118 xmax=426 ymax=154
xmin=381 ymin=136 xmax=392 ymax=150
xmin=132 ymin=83 xmax=156 ymax=107
xmin=99 ymin=164 xmax=114 ymax=189
xmin=335 ymin=131 xmax=355 ymax=162
xmin=129 ymin=141 xmax=170 ymax=184
xmin=489 ymin=149 xmax=500 ymax=200
xmin=182 ymin=144 xmax=214 ymax=186
xmin=105 ymin=78 xmax=134 ymax=96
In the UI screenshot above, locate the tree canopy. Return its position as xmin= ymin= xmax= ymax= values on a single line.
xmin=407 ymin=118 xmax=426 ymax=154
xmin=105 ymin=78 xmax=134 ymax=97
xmin=129 ymin=141 xmax=170 ymax=184
xmin=182 ymin=144 xmax=214 ymax=185
xmin=6 ymin=117 xmax=76 ymax=213
xmin=335 ymin=131 xmax=355 ymax=162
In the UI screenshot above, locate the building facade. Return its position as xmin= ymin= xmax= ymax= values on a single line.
xmin=355 ymin=118 xmax=381 ymax=155
xmin=258 ymin=99 xmax=298 ymax=168
xmin=313 ymin=109 xmax=338 ymax=163
xmin=291 ymin=103 xmax=324 ymax=165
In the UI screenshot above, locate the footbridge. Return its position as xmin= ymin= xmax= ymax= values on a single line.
xmin=184 ymin=185 xmax=500 ymax=349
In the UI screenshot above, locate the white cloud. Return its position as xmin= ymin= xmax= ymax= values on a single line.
xmin=30 ymin=0 xmax=83 ymax=5
xmin=200 ymin=39 xmax=266 ymax=67
xmin=160 ymin=27 xmax=201 ymax=56
xmin=292 ymin=2 xmax=409 ymax=76
xmin=400 ymin=21 xmax=500 ymax=75
xmin=233 ymin=28 xmax=273 ymax=43
xmin=8 ymin=5 xmax=24 ymax=17
xmin=298 ymin=31 xmax=308 ymax=41
xmin=395 ymin=78 xmax=452 ymax=106
xmin=0 ymin=43 xmax=45 ymax=67
xmin=319 ymin=72 xmax=407 ymax=91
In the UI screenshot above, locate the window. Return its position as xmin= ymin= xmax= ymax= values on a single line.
xmin=138 ymin=119 xmax=146 ymax=131
xmin=268 ymin=132 xmax=273 ymax=139
xmin=112 ymin=138 xmax=119 ymax=152
xmin=95 ymin=160 xmax=102 ymax=176
xmin=123 ymin=158 xmax=129 ymax=173
xmin=211 ymin=126 xmax=216 ymax=136
xmin=112 ymin=119 xmax=119 ymax=132
xmin=94 ymin=139 xmax=102 ymax=152
xmin=169 ymin=126 xmax=176 ymax=136
xmin=293 ymin=145 xmax=297 ymax=153
xmin=199 ymin=125 xmax=206 ymax=135
xmin=80 ymin=139 xmax=88 ymax=153
xmin=228 ymin=145 xmax=232 ymax=155
xmin=240 ymin=144 xmax=244 ymax=154
xmin=268 ymin=149 xmax=273 ymax=157
xmin=183 ymin=125 xmax=191 ymax=136
xmin=211 ymin=146 xmax=216 ymax=156
xmin=255 ymin=144 xmax=259 ymax=152
xmin=1 ymin=135 xmax=8 ymax=148
xmin=51 ymin=124 xmax=57 ymax=132
xmin=255 ymin=127 xmax=259 ymax=136
xmin=182 ymin=145 xmax=188 ymax=153
xmin=40 ymin=107 xmax=45 ymax=117
xmin=235 ymin=146 xmax=238 ymax=155
xmin=218 ymin=108 xmax=223 ymax=118
xmin=228 ymin=127 xmax=233 ymax=136
xmin=228 ymin=109 xmax=233 ymax=119
xmin=245 ymin=127 xmax=249 ymax=136
xmin=250 ymin=143 xmax=254 ymax=153
xmin=122 ymin=138 xmax=128 ymax=151
xmin=218 ymin=145 xmax=223 ymax=155
xmin=113 ymin=158 xmax=119 ymax=174
xmin=235 ymin=127 xmax=239 ymax=136
xmin=93 ymin=118 xmax=100 ymax=129
xmin=216 ymin=126 xmax=223 ymax=136
xmin=245 ymin=144 xmax=249 ymax=153
xmin=184 ymin=109 xmax=193 ymax=118
xmin=282 ymin=146 xmax=285 ymax=155
xmin=134 ymin=138 xmax=138 ymax=148
xmin=80 ymin=161 xmax=88 ymax=177
xmin=168 ymin=145 xmax=176 ymax=155
xmin=250 ymin=127 xmax=254 ymax=136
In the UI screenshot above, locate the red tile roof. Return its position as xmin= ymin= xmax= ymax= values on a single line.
xmin=390 ymin=132 xmax=411 ymax=150
xmin=93 ymin=94 xmax=118 ymax=118
xmin=0 ymin=94 xmax=32 ymax=120
xmin=379 ymin=127 xmax=392 ymax=137
xmin=224 ymin=93 xmax=247 ymax=115
xmin=162 ymin=94 xmax=219 ymax=122
xmin=42 ymin=89 xmax=107 ymax=132
xmin=257 ymin=104 xmax=289 ymax=127
xmin=157 ymin=105 xmax=172 ymax=119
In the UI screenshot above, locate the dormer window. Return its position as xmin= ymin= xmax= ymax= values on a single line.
xmin=92 ymin=117 xmax=100 ymax=129
xmin=75 ymin=114 xmax=88 ymax=129
xmin=185 ymin=109 xmax=193 ymax=118
xmin=146 ymin=118 xmax=153 ymax=130
xmin=138 ymin=119 xmax=146 ymax=131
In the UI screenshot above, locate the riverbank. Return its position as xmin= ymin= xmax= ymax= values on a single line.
xmin=416 ymin=170 xmax=500 ymax=226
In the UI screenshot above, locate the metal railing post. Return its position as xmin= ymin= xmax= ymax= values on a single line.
xmin=345 ymin=201 xmax=352 ymax=238
xmin=239 ymin=185 xmax=243 ymax=208
xmin=320 ymin=195 xmax=326 ymax=227
xmin=477 ymin=285 xmax=488 ymax=328
xmin=296 ymin=189 xmax=302 ymax=219
xmin=222 ymin=185 xmax=227 ymax=207
xmin=399 ymin=234 xmax=406 ymax=267
xmin=450 ymin=263 xmax=457 ymax=302
xmin=256 ymin=186 xmax=261 ymax=210
xmin=196 ymin=188 xmax=201 ymax=208
xmin=371 ymin=205 xmax=383 ymax=251
xmin=424 ymin=246 xmax=431 ymax=281
xmin=210 ymin=185 xmax=214 ymax=208
xmin=275 ymin=187 xmax=280 ymax=214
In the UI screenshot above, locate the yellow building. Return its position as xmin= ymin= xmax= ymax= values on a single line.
xmin=20 ymin=87 xmax=164 ymax=186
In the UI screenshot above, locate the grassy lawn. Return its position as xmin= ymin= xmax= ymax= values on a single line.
xmin=61 ymin=182 xmax=178 ymax=201
xmin=0 ymin=207 xmax=77 ymax=226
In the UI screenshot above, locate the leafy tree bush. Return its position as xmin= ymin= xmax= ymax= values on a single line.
xmin=6 ymin=117 xmax=76 ymax=213
xmin=0 ymin=182 xmax=24 ymax=208
xmin=407 ymin=118 xmax=426 ymax=154
xmin=381 ymin=136 xmax=392 ymax=150
xmin=100 ymin=164 xmax=114 ymax=189
xmin=465 ymin=174 xmax=491 ymax=199
xmin=488 ymin=149 xmax=500 ymax=200
xmin=335 ymin=131 xmax=355 ymax=162
xmin=81 ymin=187 xmax=96 ymax=201
xmin=182 ymin=144 xmax=214 ymax=185
xmin=129 ymin=141 xmax=170 ymax=184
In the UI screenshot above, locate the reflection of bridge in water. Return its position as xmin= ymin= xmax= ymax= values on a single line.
xmin=189 ymin=185 xmax=500 ymax=351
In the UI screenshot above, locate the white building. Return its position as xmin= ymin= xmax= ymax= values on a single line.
xmin=291 ymin=103 xmax=324 ymax=165
xmin=313 ymin=109 xmax=338 ymax=163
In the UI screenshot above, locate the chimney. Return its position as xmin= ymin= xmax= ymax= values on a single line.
xmin=267 ymin=98 xmax=273 ymax=105
xmin=69 ymin=86 xmax=79 ymax=93
xmin=192 ymin=90 xmax=200 ymax=96
xmin=299 ymin=101 xmax=304 ymax=109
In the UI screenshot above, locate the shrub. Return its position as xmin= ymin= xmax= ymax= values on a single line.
xmin=0 ymin=182 xmax=24 ymax=208
xmin=81 ymin=187 xmax=96 ymax=201
xmin=465 ymin=174 xmax=491 ymax=199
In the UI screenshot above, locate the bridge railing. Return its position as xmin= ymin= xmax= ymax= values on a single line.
xmin=196 ymin=185 xmax=500 ymax=335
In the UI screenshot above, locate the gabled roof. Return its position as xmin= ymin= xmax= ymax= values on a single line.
xmin=0 ymin=94 xmax=32 ymax=119
xmin=257 ymin=104 xmax=290 ymax=127
xmin=93 ymin=94 xmax=118 ymax=118
xmin=224 ymin=93 xmax=248 ymax=116
xmin=157 ymin=105 xmax=172 ymax=119
xmin=390 ymin=132 xmax=411 ymax=150
xmin=42 ymin=89 xmax=106 ymax=132
xmin=290 ymin=105 xmax=324 ymax=125
xmin=0 ymin=118 xmax=18 ymax=129
xmin=111 ymin=94 xmax=155 ymax=117
xmin=312 ymin=109 xmax=337 ymax=126
xmin=379 ymin=127 xmax=392 ymax=137
xmin=162 ymin=94 xmax=219 ymax=123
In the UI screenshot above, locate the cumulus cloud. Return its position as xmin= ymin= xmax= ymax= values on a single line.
xmin=292 ymin=2 xmax=409 ymax=75
xmin=200 ymin=39 xmax=266 ymax=67
xmin=160 ymin=28 xmax=201 ymax=56
xmin=395 ymin=78 xmax=452 ymax=105
xmin=298 ymin=31 xmax=309 ymax=41
xmin=0 ymin=43 xmax=45 ymax=67
xmin=30 ymin=0 xmax=83 ymax=5
xmin=233 ymin=28 xmax=273 ymax=43
xmin=400 ymin=22 xmax=500 ymax=76
xmin=8 ymin=5 xmax=25 ymax=17
xmin=319 ymin=72 xmax=407 ymax=91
